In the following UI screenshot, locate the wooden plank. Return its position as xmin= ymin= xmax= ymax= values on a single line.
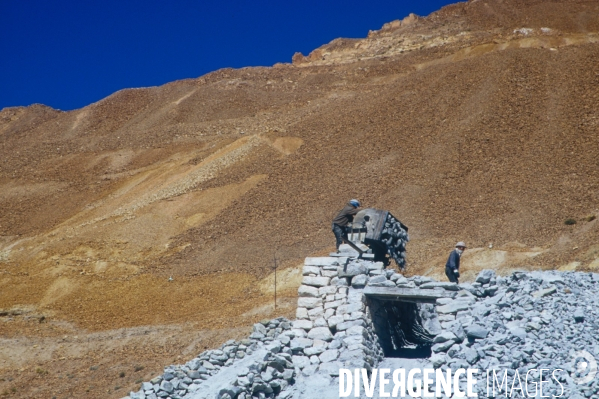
xmin=363 ymin=286 xmax=456 ymax=303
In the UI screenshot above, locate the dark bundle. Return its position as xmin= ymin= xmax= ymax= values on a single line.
xmin=380 ymin=214 xmax=409 ymax=270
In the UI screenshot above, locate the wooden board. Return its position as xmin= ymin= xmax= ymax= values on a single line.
xmin=363 ymin=286 xmax=456 ymax=303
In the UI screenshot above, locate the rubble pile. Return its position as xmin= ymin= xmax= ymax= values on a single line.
xmin=124 ymin=251 xmax=599 ymax=399
xmin=127 ymin=318 xmax=298 ymax=399
xmin=427 ymin=269 xmax=599 ymax=398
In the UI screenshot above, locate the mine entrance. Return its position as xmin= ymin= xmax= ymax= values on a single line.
xmin=369 ymin=298 xmax=435 ymax=358
xmin=363 ymin=286 xmax=449 ymax=359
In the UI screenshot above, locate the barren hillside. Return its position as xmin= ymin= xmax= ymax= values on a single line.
xmin=1 ymin=0 xmax=599 ymax=397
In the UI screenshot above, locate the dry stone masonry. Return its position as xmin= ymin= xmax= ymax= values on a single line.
xmin=124 ymin=246 xmax=599 ymax=399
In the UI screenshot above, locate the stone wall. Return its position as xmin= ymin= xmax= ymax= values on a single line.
xmin=124 ymin=250 xmax=599 ymax=399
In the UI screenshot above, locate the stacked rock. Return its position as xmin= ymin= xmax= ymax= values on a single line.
xmin=127 ymin=318 xmax=298 ymax=399
xmin=293 ymin=257 xmax=385 ymax=375
xmin=380 ymin=214 xmax=409 ymax=270
xmin=216 ymin=341 xmax=298 ymax=399
xmin=125 ymin=253 xmax=599 ymax=399
xmin=426 ymin=270 xmax=599 ymax=398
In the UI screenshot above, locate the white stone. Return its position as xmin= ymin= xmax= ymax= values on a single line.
xmin=313 ymin=318 xmax=328 ymax=327
xmin=367 ymin=262 xmax=385 ymax=271
xmin=532 ymin=286 xmax=557 ymax=298
xmin=436 ymin=298 xmax=453 ymax=305
xmin=343 ymin=335 xmax=365 ymax=347
xmin=395 ymin=275 xmax=409 ymax=285
xmin=307 ymin=327 xmax=333 ymax=341
xmin=318 ymin=286 xmax=337 ymax=296
xmin=290 ymin=329 xmax=307 ymax=338
xmin=338 ymin=262 xmax=368 ymax=277
xmin=291 ymin=355 xmax=311 ymax=369
xmin=348 ymin=311 xmax=365 ymax=321
xmin=304 ymin=257 xmax=346 ymax=266
xmin=304 ymin=346 xmax=325 ymax=356
xmin=346 ymin=343 xmax=368 ymax=352
xmin=430 ymin=354 xmax=447 ymax=368
xmin=336 ymin=320 xmax=365 ymax=331
xmin=433 ymin=331 xmax=457 ymax=343
xmin=307 ymin=307 xmax=324 ymax=318
xmin=347 ymin=289 xmax=365 ymax=303
xmin=297 ymin=297 xmax=323 ymax=309
xmin=296 ymin=307 xmax=308 ymax=319
xmin=346 ymin=326 xmax=368 ymax=338
xmin=420 ymin=282 xmax=460 ymax=291
xmin=298 ymin=285 xmax=320 ymax=297
xmin=290 ymin=338 xmax=313 ymax=351
xmin=302 ymin=276 xmax=331 ymax=287
xmin=337 ymin=302 xmax=365 ymax=314
xmin=319 ymin=349 xmax=340 ymax=363
xmin=327 ymin=315 xmax=345 ymax=328
xmin=302 ymin=265 xmax=321 ymax=276
xmin=293 ymin=320 xmax=314 ymax=330
xmin=324 ymin=300 xmax=343 ymax=310
xmin=438 ymin=314 xmax=455 ymax=322
xmin=436 ymin=301 xmax=470 ymax=314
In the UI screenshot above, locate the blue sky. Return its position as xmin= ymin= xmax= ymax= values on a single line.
xmin=0 ymin=1 xmax=457 ymax=111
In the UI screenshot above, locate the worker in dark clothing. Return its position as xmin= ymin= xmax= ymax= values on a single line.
xmin=332 ymin=199 xmax=361 ymax=252
xmin=445 ymin=242 xmax=466 ymax=283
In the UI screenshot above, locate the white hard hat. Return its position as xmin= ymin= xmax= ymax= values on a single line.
xmin=455 ymin=242 xmax=467 ymax=248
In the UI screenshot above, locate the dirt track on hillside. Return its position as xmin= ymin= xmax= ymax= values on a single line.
xmin=1 ymin=0 xmax=599 ymax=397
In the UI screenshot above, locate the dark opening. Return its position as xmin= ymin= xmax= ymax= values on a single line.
xmin=369 ymin=299 xmax=435 ymax=358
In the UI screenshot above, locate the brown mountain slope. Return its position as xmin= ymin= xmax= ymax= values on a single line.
xmin=1 ymin=0 xmax=599 ymax=397
xmin=1 ymin=0 xmax=599 ymax=327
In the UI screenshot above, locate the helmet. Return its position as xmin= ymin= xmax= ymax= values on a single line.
xmin=455 ymin=241 xmax=467 ymax=248
xmin=349 ymin=199 xmax=360 ymax=208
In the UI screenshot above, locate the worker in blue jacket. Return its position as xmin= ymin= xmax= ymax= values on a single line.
xmin=445 ymin=242 xmax=466 ymax=283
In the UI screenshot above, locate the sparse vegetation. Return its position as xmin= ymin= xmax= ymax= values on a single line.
xmin=119 ymin=371 xmax=125 ymax=378
xmin=585 ymin=215 xmax=596 ymax=222
xmin=134 ymin=365 xmax=144 ymax=372
xmin=565 ymin=218 xmax=577 ymax=225
xmin=36 ymin=367 xmax=48 ymax=375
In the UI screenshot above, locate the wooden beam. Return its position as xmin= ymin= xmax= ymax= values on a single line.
xmin=363 ymin=286 xmax=456 ymax=303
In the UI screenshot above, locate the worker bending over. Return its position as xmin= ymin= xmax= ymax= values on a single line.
xmin=332 ymin=199 xmax=361 ymax=253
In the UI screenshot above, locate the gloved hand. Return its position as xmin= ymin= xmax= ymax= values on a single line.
xmin=453 ymin=269 xmax=460 ymax=278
